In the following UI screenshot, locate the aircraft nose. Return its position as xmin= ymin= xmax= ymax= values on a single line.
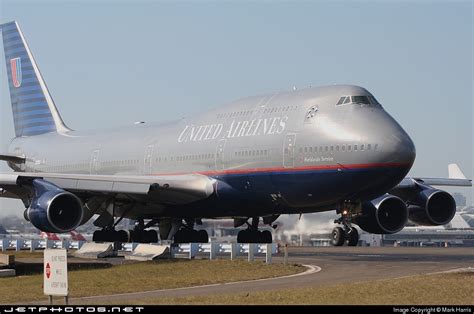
xmin=398 ymin=132 xmax=416 ymax=165
xmin=387 ymin=126 xmax=416 ymax=166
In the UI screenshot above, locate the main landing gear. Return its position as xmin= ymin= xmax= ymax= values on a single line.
xmin=173 ymin=220 xmax=209 ymax=243
xmin=331 ymin=201 xmax=360 ymax=247
xmin=237 ymin=217 xmax=273 ymax=244
xmin=93 ymin=219 xmax=159 ymax=243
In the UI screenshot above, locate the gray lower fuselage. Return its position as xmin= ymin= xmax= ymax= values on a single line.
xmin=8 ymin=85 xmax=416 ymax=219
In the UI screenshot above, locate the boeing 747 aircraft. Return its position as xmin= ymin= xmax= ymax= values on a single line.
xmin=0 ymin=21 xmax=471 ymax=245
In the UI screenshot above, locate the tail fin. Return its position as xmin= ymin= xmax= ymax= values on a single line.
xmin=448 ymin=163 xmax=467 ymax=180
xmin=1 ymin=21 xmax=70 ymax=137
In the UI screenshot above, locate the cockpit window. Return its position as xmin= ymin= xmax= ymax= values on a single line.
xmin=336 ymin=97 xmax=346 ymax=105
xmin=351 ymin=96 xmax=371 ymax=104
xmin=336 ymin=94 xmax=381 ymax=107
xmin=368 ymin=95 xmax=380 ymax=105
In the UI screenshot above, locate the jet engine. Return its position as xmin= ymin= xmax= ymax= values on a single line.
xmin=408 ymin=188 xmax=455 ymax=226
xmin=353 ymin=194 xmax=408 ymax=234
xmin=24 ymin=179 xmax=84 ymax=233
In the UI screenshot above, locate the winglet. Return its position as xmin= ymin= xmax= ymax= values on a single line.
xmin=448 ymin=164 xmax=467 ymax=180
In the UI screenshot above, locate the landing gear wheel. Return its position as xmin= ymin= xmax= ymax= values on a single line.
xmin=197 ymin=230 xmax=209 ymax=243
xmin=331 ymin=227 xmax=345 ymax=246
xmin=173 ymin=229 xmax=187 ymax=243
xmin=174 ymin=229 xmax=208 ymax=243
xmin=144 ymin=230 xmax=158 ymax=243
xmin=261 ymin=230 xmax=273 ymax=243
xmin=347 ymin=228 xmax=359 ymax=246
xmin=237 ymin=229 xmax=250 ymax=243
xmin=93 ymin=229 xmax=130 ymax=242
xmin=130 ymin=230 xmax=158 ymax=243
xmin=117 ymin=230 xmax=130 ymax=242
xmin=92 ymin=230 xmax=104 ymax=242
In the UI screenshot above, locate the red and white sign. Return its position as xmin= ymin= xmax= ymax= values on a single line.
xmin=45 ymin=263 xmax=51 ymax=279
xmin=44 ymin=249 xmax=68 ymax=296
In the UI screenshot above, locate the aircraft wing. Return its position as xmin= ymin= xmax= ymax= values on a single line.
xmin=396 ymin=177 xmax=472 ymax=188
xmin=0 ymin=172 xmax=215 ymax=205
xmin=390 ymin=163 xmax=471 ymax=200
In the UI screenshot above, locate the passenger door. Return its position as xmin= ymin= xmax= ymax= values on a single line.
xmin=143 ymin=144 xmax=154 ymax=175
xmin=283 ymin=133 xmax=296 ymax=168
xmin=215 ymin=139 xmax=226 ymax=171
xmin=89 ymin=149 xmax=100 ymax=174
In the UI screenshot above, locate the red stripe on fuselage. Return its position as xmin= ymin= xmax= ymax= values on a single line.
xmin=150 ymin=162 xmax=411 ymax=177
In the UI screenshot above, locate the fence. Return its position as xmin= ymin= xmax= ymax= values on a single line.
xmin=0 ymin=239 xmax=277 ymax=263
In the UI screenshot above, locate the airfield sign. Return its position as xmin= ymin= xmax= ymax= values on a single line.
xmin=43 ymin=249 xmax=68 ymax=297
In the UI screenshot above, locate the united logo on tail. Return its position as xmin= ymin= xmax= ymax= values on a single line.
xmin=10 ymin=57 xmax=21 ymax=88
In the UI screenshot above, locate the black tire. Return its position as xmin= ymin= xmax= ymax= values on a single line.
xmin=146 ymin=230 xmax=159 ymax=243
xmin=92 ymin=230 xmax=103 ymax=242
xmin=261 ymin=230 xmax=273 ymax=243
xmin=173 ymin=229 xmax=185 ymax=243
xmin=197 ymin=230 xmax=208 ymax=243
xmin=117 ymin=230 xmax=130 ymax=242
xmin=103 ymin=230 xmax=115 ymax=242
xmin=331 ymin=227 xmax=345 ymax=246
xmin=237 ymin=230 xmax=249 ymax=243
xmin=347 ymin=228 xmax=359 ymax=246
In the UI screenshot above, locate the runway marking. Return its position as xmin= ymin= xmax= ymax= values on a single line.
xmin=70 ymin=264 xmax=321 ymax=302
xmin=428 ymin=267 xmax=474 ymax=275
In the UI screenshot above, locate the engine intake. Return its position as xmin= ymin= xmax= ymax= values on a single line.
xmin=354 ymin=194 xmax=408 ymax=234
xmin=25 ymin=179 xmax=84 ymax=233
xmin=408 ymin=189 xmax=455 ymax=226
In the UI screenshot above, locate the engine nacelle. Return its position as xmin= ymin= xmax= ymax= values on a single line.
xmin=354 ymin=195 xmax=408 ymax=234
xmin=24 ymin=179 xmax=84 ymax=233
xmin=408 ymin=189 xmax=455 ymax=226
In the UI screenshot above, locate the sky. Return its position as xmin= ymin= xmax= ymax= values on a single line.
xmin=0 ymin=0 xmax=472 ymax=217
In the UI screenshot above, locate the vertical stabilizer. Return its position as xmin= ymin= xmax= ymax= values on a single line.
xmin=448 ymin=164 xmax=467 ymax=180
xmin=1 ymin=21 xmax=70 ymax=137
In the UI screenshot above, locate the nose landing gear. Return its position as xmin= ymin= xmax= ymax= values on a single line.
xmin=331 ymin=201 xmax=361 ymax=247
